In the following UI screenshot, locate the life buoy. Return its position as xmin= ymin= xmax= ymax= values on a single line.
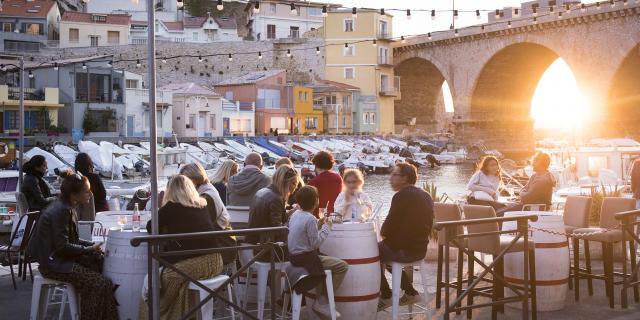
xmin=0 ymin=142 xmax=8 ymax=158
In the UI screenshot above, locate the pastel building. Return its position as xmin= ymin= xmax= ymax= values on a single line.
xmin=59 ymin=12 xmax=130 ymax=48
xmin=130 ymin=15 xmax=241 ymax=44
xmin=0 ymin=0 xmax=61 ymax=52
xmin=0 ymin=83 xmax=63 ymax=134
xmin=160 ymin=83 xmax=223 ymax=138
xmin=215 ymin=70 xmax=291 ymax=135
xmin=124 ymin=71 xmax=174 ymax=137
xmin=310 ymin=79 xmax=359 ymax=134
xmin=287 ymin=85 xmax=323 ymax=135
xmin=86 ymin=0 xmax=179 ymax=22
xmin=221 ymin=98 xmax=255 ymax=137
xmin=324 ymin=9 xmax=400 ymax=134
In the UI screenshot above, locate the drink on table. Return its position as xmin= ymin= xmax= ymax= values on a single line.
xmin=132 ymin=203 xmax=141 ymax=232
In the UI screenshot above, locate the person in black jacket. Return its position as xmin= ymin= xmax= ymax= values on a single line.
xmin=247 ymin=164 xmax=300 ymax=261
xmin=75 ymin=152 xmax=108 ymax=213
xmin=21 ymin=155 xmax=55 ymax=212
xmin=27 ymin=171 xmax=118 ymax=320
xmin=378 ymin=163 xmax=434 ymax=309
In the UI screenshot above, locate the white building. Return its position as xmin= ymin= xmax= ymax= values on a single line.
xmin=160 ymin=83 xmax=223 ymax=138
xmin=246 ymin=0 xmax=340 ymax=40
xmin=123 ymin=72 xmax=173 ymax=137
xmin=222 ymin=98 xmax=255 ymax=136
xmin=130 ymin=15 xmax=241 ymax=44
xmin=59 ymin=12 xmax=130 ymax=48
xmin=86 ymin=0 xmax=179 ymax=22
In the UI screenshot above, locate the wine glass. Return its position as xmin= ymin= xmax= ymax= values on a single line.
xmin=506 ymin=187 xmax=515 ymax=199
xmin=117 ymin=215 xmax=127 ymax=231
xmin=319 ymin=207 xmax=327 ymax=220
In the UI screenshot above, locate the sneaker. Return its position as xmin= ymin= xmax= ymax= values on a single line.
xmin=399 ymin=293 xmax=422 ymax=306
xmin=312 ymin=300 xmax=341 ymax=319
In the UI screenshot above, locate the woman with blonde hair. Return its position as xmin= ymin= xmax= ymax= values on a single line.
xmin=141 ymin=175 xmax=223 ymax=320
xmin=211 ymin=159 xmax=239 ymax=205
xmin=248 ymin=164 xmax=300 ymax=261
xmin=335 ymin=169 xmax=373 ymax=222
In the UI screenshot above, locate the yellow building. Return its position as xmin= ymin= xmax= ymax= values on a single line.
xmin=0 ymin=85 xmax=63 ymax=134
xmin=288 ymin=85 xmax=323 ymax=134
xmin=324 ymin=9 xmax=400 ymax=134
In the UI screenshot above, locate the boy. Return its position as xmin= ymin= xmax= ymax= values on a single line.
xmin=288 ymin=185 xmax=348 ymax=318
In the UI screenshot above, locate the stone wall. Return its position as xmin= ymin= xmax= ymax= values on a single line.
xmin=28 ymin=38 xmax=326 ymax=86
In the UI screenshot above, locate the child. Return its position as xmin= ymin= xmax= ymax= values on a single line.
xmin=334 ymin=169 xmax=374 ymax=221
xmin=288 ymin=186 xmax=349 ymax=318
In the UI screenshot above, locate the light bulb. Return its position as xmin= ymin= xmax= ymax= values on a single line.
xmin=351 ymin=7 xmax=357 ymax=18
xmin=507 ymin=21 xmax=512 ymax=27
xmin=558 ymin=11 xmax=563 ymax=18
xmin=596 ymin=2 xmax=601 ymax=10
xmin=176 ymin=0 xmax=183 ymax=9
xmin=453 ymin=10 xmax=458 ymax=20
xmin=565 ymin=4 xmax=571 ymax=13
xmin=161 ymin=58 xmax=167 ymax=64
xmin=533 ymin=17 xmax=537 ymax=24
xmin=372 ymin=39 xmax=377 ymax=46
xmin=198 ymin=55 xmax=203 ymax=62
xmin=253 ymin=2 xmax=259 ymax=14
xmin=82 ymin=62 xmax=87 ymax=70
xmin=610 ymin=0 xmax=615 ymax=7
xmin=286 ymin=49 xmax=291 ymax=57
xmin=258 ymin=52 xmax=262 ymax=59
xmin=380 ymin=8 xmax=385 ymax=15
xmin=431 ymin=10 xmax=435 ymax=20
xmin=54 ymin=63 xmax=59 ymax=71
xmin=322 ymin=6 xmax=327 ymax=17
xmin=427 ymin=32 xmax=431 ymax=40
xmin=400 ymin=36 xmax=405 ymax=43
xmin=136 ymin=59 xmax=141 ymax=67
xmin=406 ymin=9 xmax=411 ymax=20
xmin=476 ymin=10 xmax=481 ymax=19
xmin=216 ymin=0 xmax=223 ymax=11
xmin=228 ymin=54 xmax=232 ymax=61
xmin=581 ymin=4 xmax=586 ymax=12
xmin=316 ymin=47 xmax=320 ymax=54
xmin=454 ymin=29 xmax=459 ymax=36
xmin=28 ymin=70 xmax=34 ymax=78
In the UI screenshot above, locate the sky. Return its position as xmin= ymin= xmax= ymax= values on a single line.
xmin=335 ymin=0 xmax=602 ymax=36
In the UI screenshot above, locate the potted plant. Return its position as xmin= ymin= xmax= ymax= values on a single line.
xmin=423 ymin=182 xmax=457 ymax=261
xmin=581 ymin=184 xmax=628 ymax=260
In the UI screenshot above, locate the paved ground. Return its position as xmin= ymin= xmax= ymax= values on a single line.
xmin=3 ymin=258 xmax=640 ymax=320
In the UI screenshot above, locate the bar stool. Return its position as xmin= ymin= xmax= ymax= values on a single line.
xmin=434 ymin=203 xmax=468 ymax=313
xmin=188 ymin=275 xmax=236 ymax=320
xmin=238 ymin=247 xmax=286 ymax=319
xmin=462 ymin=205 xmax=537 ymax=320
xmin=389 ymin=258 xmax=433 ymax=320
xmin=282 ymin=269 xmax=337 ymax=320
xmin=30 ymin=274 xmax=80 ymax=320
xmin=561 ymin=196 xmax=593 ymax=295
xmin=571 ymin=197 xmax=638 ymax=308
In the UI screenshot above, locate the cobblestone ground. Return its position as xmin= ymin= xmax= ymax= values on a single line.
xmin=3 ymin=258 xmax=640 ymax=319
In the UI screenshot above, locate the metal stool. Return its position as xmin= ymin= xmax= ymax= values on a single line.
xmin=282 ymin=269 xmax=337 ymax=320
xmin=188 ymin=275 xmax=236 ymax=320
xmin=390 ymin=259 xmax=433 ymax=320
xmin=30 ymin=274 xmax=79 ymax=320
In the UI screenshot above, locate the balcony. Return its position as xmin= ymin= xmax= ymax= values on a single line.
xmin=379 ymin=76 xmax=401 ymax=97
xmin=377 ymin=55 xmax=393 ymax=67
xmin=0 ymin=86 xmax=60 ymax=105
xmin=376 ymin=31 xmax=392 ymax=40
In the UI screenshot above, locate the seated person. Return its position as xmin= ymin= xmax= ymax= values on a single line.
xmin=379 ymin=163 xmax=434 ymax=309
xmin=247 ymin=165 xmax=300 ymax=261
xmin=334 ymin=169 xmax=373 ymax=222
xmin=497 ymin=152 xmax=556 ymax=215
xmin=21 ymin=155 xmax=55 ymax=212
xmin=227 ymin=153 xmax=271 ymax=206
xmin=288 ymin=186 xmax=348 ymax=318
xmin=28 ymin=171 xmax=118 ymax=320
xmin=466 ymin=156 xmax=505 ymax=211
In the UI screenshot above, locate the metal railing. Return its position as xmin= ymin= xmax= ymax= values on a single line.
xmin=377 ymin=55 xmax=392 ymax=65
xmin=377 ymin=31 xmax=392 ymax=39
xmin=131 ymin=226 xmax=288 ymax=320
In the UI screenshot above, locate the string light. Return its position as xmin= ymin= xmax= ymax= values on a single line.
xmin=227 ymin=54 xmax=232 ymax=61
xmin=28 ymin=70 xmax=33 ymax=78
xmin=495 ymin=9 xmax=500 ymax=19
xmin=581 ymin=4 xmax=586 ymax=12
xmin=427 ymin=32 xmax=431 ymax=40
xmin=623 ymin=0 xmax=628 ymax=6
xmin=400 ymin=35 xmax=405 ymax=43
xmin=198 ymin=55 xmax=203 ymax=62
xmin=53 ymin=62 xmax=59 ymax=71
xmin=253 ymin=1 xmax=259 ymax=14
xmin=431 ymin=10 xmax=435 ymax=20
xmin=82 ymin=62 xmax=87 ymax=70
xmin=558 ymin=11 xmax=563 ymax=18
xmin=322 ymin=5 xmax=327 ymax=17
xmin=258 ymin=51 xmax=262 ymax=59
xmin=533 ymin=16 xmax=537 ymax=24
xmin=287 ymin=49 xmax=291 ymax=57
xmin=316 ymin=47 xmax=320 ymax=54
xmin=532 ymin=7 xmax=537 ymax=16
xmin=596 ymin=1 xmax=601 ymax=10
xmin=610 ymin=0 xmax=615 ymax=7
xmin=406 ymin=9 xmax=411 ymax=20
xmin=380 ymin=8 xmax=385 ymax=15
xmin=344 ymin=43 xmax=348 ymax=48
xmin=507 ymin=21 xmax=511 ymax=28
xmin=453 ymin=10 xmax=458 ymax=20
xmin=454 ymin=29 xmax=459 ymax=37
xmin=290 ymin=3 xmax=296 ymax=15
xmin=136 ymin=59 xmax=141 ymax=67
xmin=161 ymin=57 xmax=167 ymax=63
xmin=176 ymin=0 xmax=183 ymax=9
xmin=372 ymin=39 xmax=377 ymax=46
xmin=351 ymin=7 xmax=357 ymax=18
xmin=476 ymin=10 xmax=480 ymax=19
xmin=216 ymin=0 xmax=223 ymax=11
xmin=481 ymin=25 xmax=485 ymax=31
xmin=565 ymin=4 xmax=571 ymax=13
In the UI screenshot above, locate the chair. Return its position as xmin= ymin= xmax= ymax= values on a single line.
xmin=614 ymin=209 xmax=640 ymax=309
xmin=282 ymin=269 xmax=338 ymax=320
xmin=76 ymin=194 xmax=96 ymax=222
xmin=238 ymin=244 xmax=286 ymax=320
xmin=389 ymin=259 xmax=432 ymax=320
xmin=30 ymin=274 xmax=80 ymax=320
xmin=15 ymin=192 xmax=29 ymax=215
xmin=227 ymin=206 xmax=250 ymax=231
xmin=188 ymin=275 xmax=236 ymax=320
xmin=434 ymin=203 xmax=467 ymax=313
xmin=561 ymin=196 xmax=593 ymax=295
xmin=1 ymin=211 xmax=39 ymax=290
xmin=452 ymin=205 xmax=537 ymax=320
xmin=571 ymin=197 xmax=638 ymax=308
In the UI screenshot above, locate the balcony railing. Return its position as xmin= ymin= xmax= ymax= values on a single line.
xmin=289 ymin=29 xmax=300 ymax=38
xmin=377 ymin=31 xmax=392 ymax=40
xmin=377 ymin=55 xmax=393 ymax=66
xmin=7 ymin=87 xmax=42 ymax=101
xmin=255 ymin=98 xmax=281 ymax=108
xmin=379 ymin=76 xmax=401 ymax=97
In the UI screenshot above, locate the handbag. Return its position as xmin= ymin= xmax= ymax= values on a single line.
xmin=77 ymin=250 xmax=105 ymax=274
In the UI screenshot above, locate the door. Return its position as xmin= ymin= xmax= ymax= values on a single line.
xmin=198 ymin=114 xmax=206 ymax=137
xmin=127 ymin=115 xmax=134 ymax=136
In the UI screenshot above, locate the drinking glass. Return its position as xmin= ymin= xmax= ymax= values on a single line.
xmin=319 ymin=207 xmax=327 ymax=220
xmin=117 ymin=215 xmax=127 ymax=231
xmin=506 ymin=187 xmax=515 ymax=199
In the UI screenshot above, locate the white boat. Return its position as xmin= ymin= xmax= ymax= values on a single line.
xmin=78 ymin=141 xmax=124 ymax=178
xmin=179 ymin=143 xmax=217 ymax=168
xmin=25 ymin=147 xmax=70 ymax=176
xmin=224 ymin=139 xmax=253 ymax=157
xmin=245 ymin=142 xmax=279 ymax=159
xmin=214 ymin=143 xmax=245 ymax=159
xmin=123 ymin=144 xmax=149 ymax=155
xmin=53 ymin=144 xmax=78 ymax=166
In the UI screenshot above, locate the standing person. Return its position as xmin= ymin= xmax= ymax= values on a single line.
xmin=466 ymin=156 xmax=505 ymax=211
xmin=247 ymin=164 xmax=300 ymax=261
xmin=227 ymin=152 xmax=271 ymax=206
xmin=180 ymin=163 xmax=236 ymax=265
xmin=210 ymin=159 xmax=239 ymax=205
xmin=142 ymin=175 xmax=223 ymax=320
xmin=287 ymin=186 xmax=349 ymax=318
xmin=28 ymin=171 xmax=118 ymax=320
xmin=498 ymin=152 xmax=556 ymax=215
xmin=75 ymin=152 xmax=108 ymax=213
xmin=378 ymin=163 xmax=434 ymax=309
xmin=334 ymin=169 xmax=373 ymax=222
xmin=308 ymin=151 xmax=342 ymax=217
xmin=631 ymin=158 xmax=640 ymax=209
xmin=21 ymin=155 xmax=55 ymax=212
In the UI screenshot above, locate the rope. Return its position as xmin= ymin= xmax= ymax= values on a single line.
xmin=527 ymin=224 xmax=623 ymax=238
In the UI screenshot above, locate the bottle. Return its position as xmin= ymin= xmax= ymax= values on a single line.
xmin=132 ymin=203 xmax=141 ymax=232
xmin=351 ymin=206 xmax=357 ymax=222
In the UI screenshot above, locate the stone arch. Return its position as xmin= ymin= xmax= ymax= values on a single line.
xmin=394 ymin=56 xmax=451 ymax=133
xmin=607 ymin=44 xmax=640 ymax=138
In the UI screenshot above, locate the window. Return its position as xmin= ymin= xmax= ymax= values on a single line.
xmin=298 ymin=91 xmax=303 ymax=101
xmin=370 ymin=113 xmax=376 ymax=124
xmin=325 ymin=95 xmax=336 ymax=105
xmin=305 ymin=117 xmax=318 ymax=129
xmin=210 ymin=114 xmax=216 ymax=130
xmin=188 ymin=114 xmax=195 ymax=129
xmin=342 ymin=95 xmax=351 ymax=106
xmin=378 ymin=47 xmax=389 ymax=64
xmin=344 ymin=67 xmax=355 ymax=79
xmin=269 ymin=3 xmax=277 ymax=13
xmin=126 ymin=79 xmax=139 ymax=89
xmin=309 ymin=8 xmax=322 ymax=16
xmin=85 ymin=109 xmax=117 ymax=132
xmin=378 ymin=20 xmax=388 ymax=37
xmin=363 ymin=112 xmax=369 ymax=125
xmin=267 ymin=24 xmax=276 ymax=39
xmin=342 ymin=115 xmax=347 ymax=128
xmin=225 ymin=91 xmax=233 ymax=100
xmin=289 ymin=26 xmax=299 ymax=38
xmin=107 ymin=31 xmax=119 ymax=44
xmin=69 ymin=28 xmax=79 ymax=42
xmin=75 ymin=73 xmax=113 ymax=102
xmin=2 ymin=23 xmax=13 ymax=32
xmin=343 ymin=44 xmax=355 ymax=56
xmin=90 ymin=35 xmax=99 ymax=47
xmin=303 ymin=91 xmax=308 ymax=102
xmin=344 ymin=19 xmax=354 ymax=32
xmin=192 ymin=32 xmax=198 ymax=41
xmin=380 ymin=74 xmax=389 ymax=91
xmin=23 ymin=23 xmax=43 ymax=35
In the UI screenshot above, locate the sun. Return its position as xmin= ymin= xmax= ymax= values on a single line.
xmin=530 ymin=59 xmax=590 ymax=130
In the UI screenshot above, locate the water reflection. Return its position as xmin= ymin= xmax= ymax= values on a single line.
xmin=362 ymin=164 xmax=476 ymax=218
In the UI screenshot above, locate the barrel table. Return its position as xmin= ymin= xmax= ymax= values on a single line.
xmin=103 ymin=229 xmax=149 ymax=320
xmin=307 ymin=222 xmax=381 ymax=320
xmin=502 ymin=211 xmax=569 ymax=311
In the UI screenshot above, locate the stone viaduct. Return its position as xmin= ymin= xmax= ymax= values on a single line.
xmin=393 ymin=1 xmax=640 ymax=157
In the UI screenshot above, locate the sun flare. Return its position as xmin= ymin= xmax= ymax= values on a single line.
xmin=531 ymin=59 xmax=590 ymax=130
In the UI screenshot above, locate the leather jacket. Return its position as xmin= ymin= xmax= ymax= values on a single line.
xmin=21 ymin=170 xmax=55 ymax=212
xmin=247 ymin=185 xmax=288 ymax=244
xmin=27 ymin=199 xmax=94 ymax=273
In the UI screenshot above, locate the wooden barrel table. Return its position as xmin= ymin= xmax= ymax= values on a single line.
xmin=103 ymin=229 xmax=149 ymax=320
xmin=502 ymin=211 xmax=569 ymax=311
xmin=308 ymin=222 xmax=380 ymax=320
